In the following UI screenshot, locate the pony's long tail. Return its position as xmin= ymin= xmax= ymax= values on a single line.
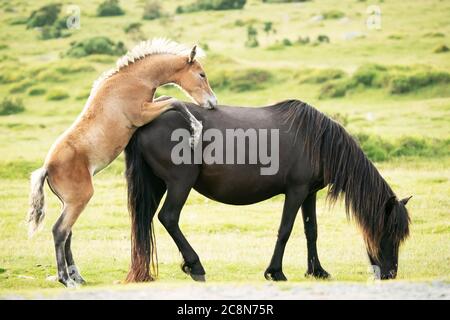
xmin=27 ymin=167 xmax=48 ymax=238
xmin=125 ymin=133 xmax=166 ymax=282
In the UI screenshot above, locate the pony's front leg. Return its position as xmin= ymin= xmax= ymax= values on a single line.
xmin=301 ymin=193 xmax=330 ymax=279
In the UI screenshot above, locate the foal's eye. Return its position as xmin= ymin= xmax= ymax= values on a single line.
xmin=199 ymin=72 xmax=206 ymax=79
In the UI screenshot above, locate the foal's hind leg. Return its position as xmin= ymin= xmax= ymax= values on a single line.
xmin=48 ymin=164 xmax=93 ymax=287
xmin=65 ymin=231 xmax=86 ymax=284
xmin=158 ymin=184 xmax=205 ymax=282
xmin=301 ymin=193 xmax=330 ymax=279
xmin=265 ymin=187 xmax=308 ymax=281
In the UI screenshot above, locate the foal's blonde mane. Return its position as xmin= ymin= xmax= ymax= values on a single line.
xmin=89 ymin=38 xmax=205 ymax=98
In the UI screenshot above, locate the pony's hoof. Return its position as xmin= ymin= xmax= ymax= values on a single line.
xmin=305 ymin=267 xmax=330 ymax=279
xmin=190 ymin=274 xmax=206 ymax=282
xmin=181 ymin=262 xmax=206 ymax=282
xmin=264 ymin=269 xmax=287 ymax=281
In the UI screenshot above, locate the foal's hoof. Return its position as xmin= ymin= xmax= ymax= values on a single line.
xmin=305 ymin=267 xmax=330 ymax=279
xmin=264 ymin=269 xmax=288 ymax=281
xmin=59 ymin=277 xmax=78 ymax=288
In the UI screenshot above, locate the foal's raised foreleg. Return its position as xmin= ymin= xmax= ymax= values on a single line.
xmin=140 ymin=100 xmax=203 ymax=147
xmin=265 ymin=187 xmax=308 ymax=281
xmin=301 ymin=193 xmax=330 ymax=279
xmin=158 ymin=184 xmax=205 ymax=282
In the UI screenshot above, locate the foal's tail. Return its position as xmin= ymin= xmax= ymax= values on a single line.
xmin=125 ymin=133 xmax=166 ymax=282
xmin=27 ymin=167 xmax=48 ymax=238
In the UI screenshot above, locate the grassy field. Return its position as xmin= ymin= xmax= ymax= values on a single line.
xmin=0 ymin=0 xmax=449 ymax=296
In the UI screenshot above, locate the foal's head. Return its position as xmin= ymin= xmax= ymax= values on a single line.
xmin=368 ymin=196 xmax=411 ymax=279
xmin=172 ymin=45 xmax=217 ymax=109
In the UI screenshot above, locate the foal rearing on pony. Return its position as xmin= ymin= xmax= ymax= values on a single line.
xmin=27 ymin=39 xmax=217 ymax=287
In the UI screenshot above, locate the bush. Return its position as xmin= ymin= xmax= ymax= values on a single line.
xmin=143 ymin=1 xmax=163 ymax=20
xmin=0 ymin=98 xmax=25 ymax=116
xmin=319 ymin=80 xmax=349 ymax=99
xmin=351 ymin=64 xmax=388 ymax=88
xmin=176 ymin=0 xmax=246 ymax=14
xmin=389 ymin=70 xmax=450 ymax=94
xmin=434 ymin=44 xmax=449 ymax=54
xmin=67 ymin=37 xmax=127 ymax=57
xmin=28 ymin=87 xmax=46 ymax=96
xmin=47 ymin=89 xmax=69 ymax=100
xmin=317 ymin=34 xmax=330 ymax=43
xmin=9 ymin=80 xmax=35 ymax=93
xmin=322 ymin=10 xmax=345 ymax=20
xmin=353 ymin=133 xmax=449 ymax=162
xmin=296 ymin=36 xmax=310 ymax=45
xmin=282 ymin=38 xmax=292 ymax=46
xmin=26 ymin=3 xmax=61 ymax=28
xmin=299 ymin=68 xmax=346 ymax=84
xmin=124 ymin=22 xmax=142 ymax=33
xmin=209 ymin=68 xmax=273 ymax=92
xmin=97 ymin=0 xmax=125 ymax=17
xmin=245 ymin=25 xmax=259 ymax=48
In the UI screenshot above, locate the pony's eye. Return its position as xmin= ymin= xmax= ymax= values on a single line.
xmin=199 ymin=73 xmax=206 ymax=79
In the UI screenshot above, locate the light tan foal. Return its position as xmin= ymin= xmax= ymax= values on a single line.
xmin=27 ymin=39 xmax=216 ymax=287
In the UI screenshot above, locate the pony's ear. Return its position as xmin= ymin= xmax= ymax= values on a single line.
xmin=188 ymin=45 xmax=197 ymax=64
xmin=385 ymin=195 xmax=397 ymax=213
xmin=400 ymin=196 xmax=412 ymax=206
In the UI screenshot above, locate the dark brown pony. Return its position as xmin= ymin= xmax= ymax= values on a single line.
xmin=125 ymin=99 xmax=411 ymax=282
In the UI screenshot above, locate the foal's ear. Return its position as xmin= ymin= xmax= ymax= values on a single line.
xmin=400 ymin=196 xmax=412 ymax=206
xmin=188 ymin=45 xmax=197 ymax=64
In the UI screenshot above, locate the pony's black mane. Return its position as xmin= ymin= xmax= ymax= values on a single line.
xmin=276 ymin=100 xmax=408 ymax=256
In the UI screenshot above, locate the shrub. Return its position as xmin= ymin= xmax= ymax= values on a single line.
xmin=282 ymin=38 xmax=292 ymax=46
xmin=245 ymin=25 xmax=259 ymax=48
xmin=9 ymin=80 xmax=35 ymax=93
xmin=26 ymin=3 xmax=61 ymax=28
xmin=0 ymin=69 xmax=25 ymax=84
xmin=434 ymin=44 xmax=449 ymax=54
xmin=351 ymin=64 xmax=388 ymax=88
xmin=299 ymin=68 xmax=346 ymax=84
xmin=0 ymin=98 xmax=25 ymax=115
xmin=322 ymin=10 xmax=345 ymax=20
xmin=28 ymin=87 xmax=47 ymax=96
xmin=389 ymin=70 xmax=450 ymax=94
xmin=143 ymin=1 xmax=163 ymax=20
xmin=67 ymin=37 xmax=127 ymax=57
xmin=319 ymin=80 xmax=349 ymax=99
xmin=209 ymin=68 xmax=273 ymax=92
xmin=296 ymin=36 xmax=310 ymax=45
xmin=176 ymin=0 xmax=246 ymax=14
xmin=317 ymin=34 xmax=330 ymax=43
xmin=97 ymin=0 xmax=125 ymax=17
xmin=124 ymin=22 xmax=142 ymax=34
xmin=47 ymin=89 xmax=69 ymax=100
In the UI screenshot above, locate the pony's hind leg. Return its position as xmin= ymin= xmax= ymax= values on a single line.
xmin=265 ymin=186 xmax=308 ymax=281
xmin=158 ymin=184 xmax=205 ymax=282
xmin=301 ymin=192 xmax=330 ymax=279
xmin=48 ymin=164 xmax=93 ymax=287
